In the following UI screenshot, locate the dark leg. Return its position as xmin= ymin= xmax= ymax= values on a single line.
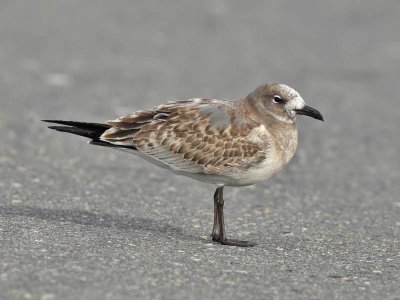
xmin=211 ymin=185 xmax=256 ymax=247
xmin=211 ymin=187 xmax=220 ymax=240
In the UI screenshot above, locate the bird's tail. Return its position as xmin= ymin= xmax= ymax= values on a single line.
xmin=43 ymin=120 xmax=138 ymax=150
xmin=43 ymin=120 xmax=112 ymax=145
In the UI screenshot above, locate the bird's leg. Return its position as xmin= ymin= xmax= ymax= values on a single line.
xmin=211 ymin=185 xmax=256 ymax=247
xmin=211 ymin=187 xmax=220 ymax=240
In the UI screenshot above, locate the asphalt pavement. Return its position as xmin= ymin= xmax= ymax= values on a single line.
xmin=0 ymin=1 xmax=399 ymax=299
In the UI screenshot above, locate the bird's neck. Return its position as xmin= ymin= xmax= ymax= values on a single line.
xmin=236 ymin=97 xmax=298 ymax=163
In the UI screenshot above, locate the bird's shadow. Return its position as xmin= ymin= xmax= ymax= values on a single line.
xmin=0 ymin=205 xmax=202 ymax=243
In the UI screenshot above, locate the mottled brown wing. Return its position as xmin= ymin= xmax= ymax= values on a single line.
xmin=100 ymin=99 xmax=267 ymax=174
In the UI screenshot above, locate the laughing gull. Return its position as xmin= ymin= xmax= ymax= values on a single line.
xmin=44 ymin=82 xmax=323 ymax=247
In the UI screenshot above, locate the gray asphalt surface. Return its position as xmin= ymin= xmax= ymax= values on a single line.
xmin=1 ymin=1 xmax=400 ymax=299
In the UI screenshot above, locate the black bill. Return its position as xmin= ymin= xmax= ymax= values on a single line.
xmin=295 ymin=105 xmax=324 ymax=121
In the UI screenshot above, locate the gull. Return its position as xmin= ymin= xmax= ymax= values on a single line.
xmin=44 ymin=82 xmax=323 ymax=247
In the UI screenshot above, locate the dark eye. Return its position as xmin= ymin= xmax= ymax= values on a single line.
xmin=273 ymin=95 xmax=285 ymax=104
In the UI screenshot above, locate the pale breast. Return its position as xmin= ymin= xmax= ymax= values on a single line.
xmin=221 ymin=124 xmax=298 ymax=186
xmin=276 ymin=126 xmax=298 ymax=164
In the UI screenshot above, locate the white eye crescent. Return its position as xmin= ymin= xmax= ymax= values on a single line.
xmin=273 ymin=95 xmax=285 ymax=104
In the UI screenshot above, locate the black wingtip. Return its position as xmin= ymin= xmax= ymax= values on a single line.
xmin=42 ymin=120 xmax=65 ymax=123
xmin=47 ymin=125 xmax=67 ymax=131
xmin=45 ymin=121 xmax=138 ymax=151
xmin=42 ymin=120 xmax=72 ymax=126
xmin=42 ymin=120 xmax=112 ymax=129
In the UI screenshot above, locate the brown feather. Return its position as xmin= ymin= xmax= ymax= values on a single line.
xmin=100 ymin=98 xmax=268 ymax=174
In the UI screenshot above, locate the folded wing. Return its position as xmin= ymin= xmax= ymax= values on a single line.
xmin=101 ymin=99 xmax=268 ymax=175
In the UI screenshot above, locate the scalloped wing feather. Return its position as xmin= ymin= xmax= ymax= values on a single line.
xmin=100 ymin=99 xmax=269 ymax=175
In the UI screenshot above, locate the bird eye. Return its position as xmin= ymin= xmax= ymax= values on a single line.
xmin=273 ymin=95 xmax=285 ymax=104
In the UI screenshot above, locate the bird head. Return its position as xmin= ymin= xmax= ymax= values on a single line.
xmin=246 ymin=83 xmax=324 ymax=123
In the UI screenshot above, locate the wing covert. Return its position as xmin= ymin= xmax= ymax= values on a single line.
xmin=100 ymin=99 xmax=269 ymax=174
